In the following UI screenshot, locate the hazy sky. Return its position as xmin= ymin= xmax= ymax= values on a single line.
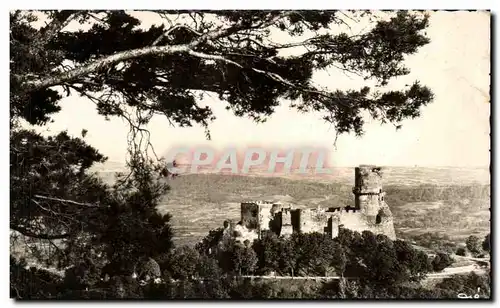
xmin=31 ymin=11 xmax=490 ymax=167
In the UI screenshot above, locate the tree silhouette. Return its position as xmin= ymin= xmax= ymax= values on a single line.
xmin=12 ymin=10 xmax=433 ymax=138
xmin=431 ymin=253 xmax=453 ymax=272
xmin=482 ymin=233 xmax=490 ymax=253
xmin=466 ymin=235 xmax=482 ymax=255
xmin=163 ymin=246 xmax=200 ymax=280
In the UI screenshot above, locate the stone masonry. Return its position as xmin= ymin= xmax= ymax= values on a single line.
xmin=238 ymin=165 xmax=396 ymax=240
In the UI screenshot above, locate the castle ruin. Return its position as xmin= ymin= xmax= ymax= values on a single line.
xmin=230 ymin=165 xmax=396 ymax=242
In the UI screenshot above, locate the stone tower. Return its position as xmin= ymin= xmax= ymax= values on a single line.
xmin=235 ymin=165 xmax=396 ymax=243
xmin=353 ymin=165 xmax=386 ymax=219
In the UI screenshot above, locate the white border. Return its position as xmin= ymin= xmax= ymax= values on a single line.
xmin=4 ymin=1 xmax=499 ymax=10
xmin=2 ymin=1 xmax=498 ymax=307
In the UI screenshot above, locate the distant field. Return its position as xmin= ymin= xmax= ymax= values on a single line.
xmin=95 ymin=166 xmax=490 ymax=248
xmin=93 ymin=163 xmax=490 ymax=187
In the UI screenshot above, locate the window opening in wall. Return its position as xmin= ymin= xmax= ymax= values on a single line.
xmin=375 ymin=213 xmax=382 ymax=224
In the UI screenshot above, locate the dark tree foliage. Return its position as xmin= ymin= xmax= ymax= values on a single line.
xmin=466 ymin=235 xmax=482 ymax=255
xmin=11 ymin=10 xmax=433 ymax=136
xmin=230 ymin=244 xmax=258 ymax=275
xmin=195 ymin=227 xmax=225 ymax=255
xmin=228 ymin=278 xmax=276 ymax=299
xmin=330 ymin=229 xmax=433 ymax=287
xmin=145 ymin=278 xmax=232 ymax=299
xmin=212 ymin=238 xmax=258 ymax=275
xmin=97 ymin=168 xmax=174 ymax=276
xmin=10 ymin=257 xmax=64 ymax=299
xmin=10 ymin=128 xmax=174 ymax=292
xmin=63 ymin=252 xmax=103 ymax=291
xmin=333 ymin=228 xmax=365 ymax=277
xmin=291 ymin=232 xmax=336 ymax=276
xmin=359 ymin=285 xmax=455 ymax=299
xmin=10 ymin=129 xmax=108 ymax=241
xmin=319 ymin=277 xmax=492 ymax=300
xmin=142 ymin=276 xmax=277 ymax=300
xmin=162 ymin=246 xmax=200 ymax=280
xmin=393 ymin=239 xmax=432 ymax=281
xmin=431 ymin=252 xmax=454 ymax=272
xmin=277 ymin=235 xmax=298 ymax=276
xmin=252 ymin=228 xmax=431 ymax=287
xmin=195 ymin=254 xmax=223 ymax=279
xmin=456 ymin=247 xmax=467 ymax=256
xmin=11 ymin=10 xmax=434 ymax=299
xmin=105 ymin=276 xmax=144 ymax=299
xmin=252 ymin=230 xmax=281 ymax=275
xmin=436 ymin=272 xmax=491 ymax=299
xmin=482 ymin=233 xmax=490 ymax=253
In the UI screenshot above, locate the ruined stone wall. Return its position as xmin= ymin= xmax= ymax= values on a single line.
xmin=280 ymin=208 xmax=293 ymax=237
xmin=240 ymin=203 xmax=396 ymax=241
xmin=290 ymin=209 xmax=301 ymax=233
xmin=259 ymin=202 xmax=284 ymax=233
xmin=329 ymin=215 xmax=340 ymax=238
xmin=337 ymin=208 xmax=396 ymax=240
xmin=241 ymin=201 xmax=285 ymax=235
xmin=258 ymin=203 xmax=273 ymax=232
xmin=219 ymin=221 xmax=258 ymax=249
xmin=233 ymin=224 xmax=259 ymax=244
xmin=259 ymin=202 xmax=283 ymax=231
xmin=355 ymin=165 xmax=383 ymax=194
xmin=237 ymin=165 xmax=396 ymax=242
xmin=374 ymin=202 xmax=396 ymax=240
xmin=338 ymin=210 xmax=369 ymax=234
xmin=356 ymin=194 xmax=382 ymax=216
xmin=298 ymin=208 xmax=331 ymax=234
xmin=241 ymin=202 xmax=260 ymax=230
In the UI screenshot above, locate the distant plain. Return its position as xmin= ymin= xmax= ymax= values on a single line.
xmin=95 ymin=164 xmax=490 ymax=248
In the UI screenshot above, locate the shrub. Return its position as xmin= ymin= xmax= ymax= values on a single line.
xmin=456 ymin=247 xmax=467 ymax=256
xmin=431 ymin=253 xmax=453 ymax=272
xmin=465 ymin=235 xmax=482 ymax=255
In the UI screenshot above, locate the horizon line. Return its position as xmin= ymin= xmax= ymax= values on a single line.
xmin=95 ymin=161 xmax=490 ymax=169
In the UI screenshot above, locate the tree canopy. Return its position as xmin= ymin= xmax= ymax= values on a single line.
xmin=482 ymin=233 xmax=490 ymax=253
xmin=12 ymin=10 xmax=433 ymax=136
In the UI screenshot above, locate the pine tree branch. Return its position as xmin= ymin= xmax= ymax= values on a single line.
xmin=10 ymin=225 xmax=70 ymax=240
xmin=20 ymin=12 xmax=289 ymax=93
xmin=152 ymin=24 xmax=202 ymax=46
xmin=184 ymin=49 xmax=353 ymax=108
xmin=35 ymin=11 xmax=77 ymax=46
xmin=33 ymin=195 xmax=99 ymax=208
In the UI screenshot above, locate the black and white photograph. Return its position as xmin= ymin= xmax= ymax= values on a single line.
xmin=8 ymin=5 xmax=492 ymax=300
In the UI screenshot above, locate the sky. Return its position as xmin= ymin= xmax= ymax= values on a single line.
xmin=30 ymin=11 xmax=491 ymax=167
